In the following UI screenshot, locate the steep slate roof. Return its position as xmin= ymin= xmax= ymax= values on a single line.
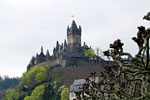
xmin=73 ymin=79 xmax=86 ymax=86
xmin=70 ymin=77 xmax=100 ymax=92
xmin=45 ymin=50 xmax=50 ymax=60
xmin=70 ymin=20 xmax=78 ymax=30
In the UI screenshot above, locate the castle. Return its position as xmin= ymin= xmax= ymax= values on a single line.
xmin=27 ymin=20 xmax=108 ymax=71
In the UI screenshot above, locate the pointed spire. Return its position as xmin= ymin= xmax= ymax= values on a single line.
xmin=56 ymin=41 xmax=59 ymax=51
xmin=46 ymin=50 xmax=50 ymax=56
xmin=70 ymin=20 xmax=78 ymax=30
xmin=46 ymin=50 xmax=50 ymax=60
xmin=56 ymin=41 xmax=59 ymax=45
xmin=53 ymin=47 xmax=55 ymax=53
xmin=67 ymin=26 xmax=70 ymax=32
xmin=29 ymin=56 xmax=36 ymax=65
xmin=53 ymin=47 xmax=56 ymax=52
xmin=60 ymin=43 xmax=63 ymax=50
xmin=64 ymin=39 xmax=67 ymax=47
xmin=79 ymin=25 xmax=82 ymax=32
xmin=36 ymin=53 xmax=39 ymax=58
xmin=84 ymin=42 xmax=86 ymax=46
xmin=38 ymin=46 xmax=46 ymax=63
xmin=41 ymin=46 xmax=43 ymax=53
xmin=32 ymin=56 xmax=35 ymax=59
xmin=30 ymin=56 xmax=35 ymax=63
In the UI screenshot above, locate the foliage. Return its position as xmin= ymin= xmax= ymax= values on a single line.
xmin=18 ymin=65 xmax=47 ymax=90
xmin=1 ymin=65 xmax=65 ymax=100
xmin=61 ymin=88 xmax=69 ymax=100
xmin=5 ymin=89 xmax=19 ymax=100
xmin=0 ymin=76 xmax=19 ymax=90
xmin=31 ymin=85 xmax=45 ymax=98
xmin=24 ymin=83 xmax=61 ymax=100
xmin=52 ymin=77 xmax=64 ymax=100
xmin=24 ymin=96 xmax=35 ymax=100
xmin=84 ymin=48 xmax=96 ymax=60
xmin=54 ymin=77 xmax=63 ymax=90
xmin=24 ymin=85 xmax=45 ymax=100
xmin=0 ymin=90 xmax=5 ymax=100
xmin=76 ymin=12 xmax=150 ymax=100
xmin=2 ymin=66 xmax=47 ymax=100
xmin=3 ymin=89 xmax=26 ymax=100
xmin=0 ymin=76 xmax=19 ymax=100
xmin=43 ymin=84 xmax=55 ymax=100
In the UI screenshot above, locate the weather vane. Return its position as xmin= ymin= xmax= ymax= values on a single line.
xmin=71 ymin=15 xmax=75 ymax=20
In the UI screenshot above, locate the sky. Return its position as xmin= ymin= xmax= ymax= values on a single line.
xmin=0 ymin=0 xmax=150 ymax=77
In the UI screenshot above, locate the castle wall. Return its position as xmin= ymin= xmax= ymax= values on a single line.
xmin=38 ymin=56 xmax=113 ymax=69
xmin=38 ymin=58 xmax=67 ymax=67
xmin=64 ymin=58 xmax=110 ymax=68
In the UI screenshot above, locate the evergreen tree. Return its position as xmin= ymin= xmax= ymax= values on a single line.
xmin=43 ymin=84 xmax=55 ymax=100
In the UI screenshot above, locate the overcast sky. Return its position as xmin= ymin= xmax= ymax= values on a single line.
xmin=0 ymin=0 xmax=150 ymax=77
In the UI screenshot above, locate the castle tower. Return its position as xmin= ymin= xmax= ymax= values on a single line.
xmin=67 ymin=20 xmax=81 ymax=52
xmin=37 ymin=46 xmax=46 ymax=63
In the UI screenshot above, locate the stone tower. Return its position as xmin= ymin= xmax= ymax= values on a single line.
xmin=67 ymin=20 xmax=82 ymax=52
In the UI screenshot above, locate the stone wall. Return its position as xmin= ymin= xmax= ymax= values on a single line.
xmin=38 ymin=57 xmax=113 ymax=69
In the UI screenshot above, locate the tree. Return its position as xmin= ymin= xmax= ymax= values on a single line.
xmin=0 ymin=75 xmax=2 ymax=80
xmin=53 ymin=77 xmax=63 ymax=92
xmin=24 ymin=96 xmax=35 ymax=100
xmin=0 ymin=76 xmax=19 ymax=99
xmin=76 ymin=12 xmax=150 ymax=100
xmin=24 ymin=85 xmax=45 ymax=100
xmin=18 ymin=66 xmax=47 ymax=90
xmin=84 ymin=48 xmax=96 ymax=60
xmin=3 ymin=89 xmax=26 ymax=100
xmin=61 ymin=88 xmax=69 ymax=100
xmin=43 ymin=84 xmax=55 ymax=100
xmin=0 ymin=77 xmax=19 ymax=90
xmin=4 ymin=89 xmax=20 ymax=100
xmin=52 ymin=77 xmax=64 ymax=100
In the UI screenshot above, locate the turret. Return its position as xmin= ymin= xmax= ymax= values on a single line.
xmin=60 ymin=43 xmax=63 ymax=50
xmin=27 ymin=56 xmax=36 ymax=71
xmin=83 ymin=42 xmax=89 ymax=51
xmin=29 ymin=56 xmax=36 ymax=65
xmin=46 ymin=50 xmax=50 ymax=60
xmin=39 ymin=46 xmax=45 ymax=56
xmin=79 ymin=25 xmax=82 ymax=32
xmin=41 ymin=46 xmax=43 ymax=53
xmin=67 ymin=20 xmax=81 ymax=52
xmin=62 ymin=39 xmax=67 ymax=52
xmin=70 ymin=20 xmax=78 ymax=31
xmin=36 ymin=53 xmax=39 ymax=58
xmin=67 ymin=26 xmax=70 ymax=32
xmin=64 ymin=39 xmax=67 ymax=47
xmin=56 ymin=41 xmax=59 ymax=51
xmin=53 ymin=48 xmax=56 ymax=56
xmin=83 ymin=42 xmax=86 ymax=46
xmin=37 ymin=46 xmax=46 ymax=63
xmin=67 ymin=20 xmax=81 ymax=36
